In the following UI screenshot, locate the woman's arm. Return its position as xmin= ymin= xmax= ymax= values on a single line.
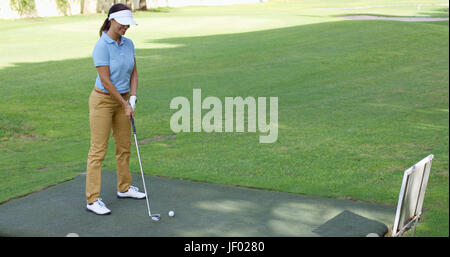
xmin=97 ymin=65 xmax=134 ymax=118
xmin=130 ymin=58 xmax=138 ymax=96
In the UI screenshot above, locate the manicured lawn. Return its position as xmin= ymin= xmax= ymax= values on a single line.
xmin=0 ymin=0 xmax=448 ymax=236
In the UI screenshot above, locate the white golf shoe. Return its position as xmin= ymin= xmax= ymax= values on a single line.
xmin=117 ymin=185 xmax=146 ymax=199
xmin=86 ymin=198 xmax=111 ymax=215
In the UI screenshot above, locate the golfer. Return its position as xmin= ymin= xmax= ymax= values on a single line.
xmin=86 ymin=3 xmax=145 ymax=215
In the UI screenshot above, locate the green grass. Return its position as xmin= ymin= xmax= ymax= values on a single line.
xmin=0 ymin=0 xmax=448 ymax=236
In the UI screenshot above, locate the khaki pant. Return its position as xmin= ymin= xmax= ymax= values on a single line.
xmin=86 ymin=89 xmax=132 ymax=204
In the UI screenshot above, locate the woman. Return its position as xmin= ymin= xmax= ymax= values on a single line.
xmin=86 ymin=3 xmax=145 ymax=215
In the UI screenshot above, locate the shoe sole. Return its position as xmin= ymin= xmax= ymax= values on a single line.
xmin=85 ymin=207 xmax=111 ymax=215
xmin=116 ymin=195 xmax=146 ymax=200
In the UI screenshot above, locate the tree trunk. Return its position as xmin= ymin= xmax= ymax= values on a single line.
xmin=139 ymin=0 xmax=147 ymax=10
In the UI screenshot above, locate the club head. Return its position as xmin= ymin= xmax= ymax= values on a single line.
xmin=151 ymin=214 xmax=161 ymax=221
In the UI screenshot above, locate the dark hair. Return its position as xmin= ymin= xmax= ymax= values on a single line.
xmin=99 ymin=3 xmax=131 ymax=37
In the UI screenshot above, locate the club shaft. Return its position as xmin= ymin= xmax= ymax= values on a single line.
xmin=133 ymin=132 xmax=152 ymax=217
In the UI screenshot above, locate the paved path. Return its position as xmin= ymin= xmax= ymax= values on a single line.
xmin=343 ymin=15 xmax=449 ymax=22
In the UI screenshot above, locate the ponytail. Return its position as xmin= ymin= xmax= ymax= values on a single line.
xmin=99 ymin=18 xmax=110 ymax=37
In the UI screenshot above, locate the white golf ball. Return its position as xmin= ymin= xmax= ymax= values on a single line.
xmin=169 ymin=210 xmax=175 ymax=217
xmin=66 ymin=233 xmax=79 ymax=237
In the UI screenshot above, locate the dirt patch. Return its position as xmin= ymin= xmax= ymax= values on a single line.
xmin=133 ymin=134 xmax=176 ymax=145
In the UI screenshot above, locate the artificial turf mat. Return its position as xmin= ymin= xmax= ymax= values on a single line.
xmin=0 ymin=170 xmax=395 ymax=237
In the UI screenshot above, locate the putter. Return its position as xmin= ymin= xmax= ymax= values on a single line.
xmin=130 ymin=116 xmax=160 ymax=221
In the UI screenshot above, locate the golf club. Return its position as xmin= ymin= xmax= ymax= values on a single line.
xmin=130 ymin=115 xmax=160 ymax=221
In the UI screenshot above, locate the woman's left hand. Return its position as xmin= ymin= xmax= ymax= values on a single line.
xmin=124 ymin=103 xmax=134 ymax=119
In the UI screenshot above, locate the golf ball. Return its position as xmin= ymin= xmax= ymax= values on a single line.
xmin=169 ymin=210 xmax=174 ymax=217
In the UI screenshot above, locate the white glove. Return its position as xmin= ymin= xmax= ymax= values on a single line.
xmin=129 ymin=95 xmax=137 ymax=111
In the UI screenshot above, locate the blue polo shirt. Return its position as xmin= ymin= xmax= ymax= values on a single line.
xmin=93 ymin=31 xmax=135 ymax=94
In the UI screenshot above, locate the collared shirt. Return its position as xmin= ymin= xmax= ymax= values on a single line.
xmin=92 ymin=31 xmax=135 ymax=94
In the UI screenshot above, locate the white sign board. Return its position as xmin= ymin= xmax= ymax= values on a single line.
xmin=392 ymin=155 xmax=433 ymax=237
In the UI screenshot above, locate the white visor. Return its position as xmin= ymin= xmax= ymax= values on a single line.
xmin=108 ymin=10 xmax=137 ymax=26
